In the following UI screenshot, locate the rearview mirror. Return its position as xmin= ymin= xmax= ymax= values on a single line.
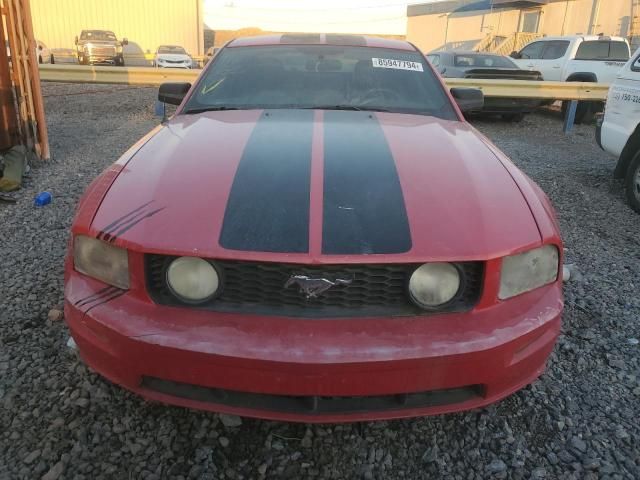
xmin=158 ymin=82 xmax=191 ymax=106
xmin=450 ymin=88 xmax=484 ymax=113
xmin=510 ymin=51 xmax=522 ymax=59
xmin=122 ymin=38 xmax=129 ymax=46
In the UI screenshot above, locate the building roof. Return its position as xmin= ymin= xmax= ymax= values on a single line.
xmin=407 ymin=0 xmax=569 ymax=17
xmin=228 ymin=34 xmax=415 ymax=51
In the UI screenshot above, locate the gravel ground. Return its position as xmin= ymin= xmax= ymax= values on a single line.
xmin=0 ymin=84 xmax=638 ymax=480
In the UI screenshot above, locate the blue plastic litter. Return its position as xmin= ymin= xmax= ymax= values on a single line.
xmin=34 ymin=191 xmax=52 ymax=207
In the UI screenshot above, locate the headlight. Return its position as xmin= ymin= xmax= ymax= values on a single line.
xmin=408 ymin=262 xmax=461 ymax=308
xmin=166 ymin=257 xmax=220 ymax=303
xmin=74 ymin=235 xmax=129 ymax=289
xmin=499 ymin=245 xmax=559 ymax=300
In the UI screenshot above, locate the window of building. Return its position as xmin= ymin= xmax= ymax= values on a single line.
xmin=520 ymin=10 xmax=541 ymax=33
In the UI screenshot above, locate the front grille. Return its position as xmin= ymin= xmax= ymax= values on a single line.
xmin=88 ymin=46 xmax=116 ymax=56
xmin=141 ymin=376 xmax=484 ymax=415
xmin=146 ymin=256 xmax=483 ymax=318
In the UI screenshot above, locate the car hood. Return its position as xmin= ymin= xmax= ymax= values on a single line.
xmin=91 ymin=109 xmax=542 ymax=262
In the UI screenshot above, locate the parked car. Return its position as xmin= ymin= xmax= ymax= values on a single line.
xmin=36 ymin=40 xmax=53 ymax=64
xmin=75 ymin=30 xmax=127 ymax=66
xmin=65 ymin=34 xmax=563 ymax=422
xmin=597 ymin=47 xmax=640 ymax=213
xmin=427 ymin=51 xmax=543 ymax=121
xmin=154 ymin=45 xmax=193 ymax=69
xmin=6 ymin=39 xmax=53 ymax=64
xmin=511 ymin=35 xmax=631 ymax=123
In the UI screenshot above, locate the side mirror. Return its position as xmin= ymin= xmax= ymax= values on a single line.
xmin=122 ymin=38 xmax=129 ymax=46
xmin=510 ymin=51 xmax=522 ymax=59
xmin=158 ymin=82 xmax=191 ymax=106
xmin=450 ymin=88 xmax=484 ymax=113
xmin=74 ymin=36 xmax=78 ymax=45
xmin=38 ymin=45 xmax=43 ymax=51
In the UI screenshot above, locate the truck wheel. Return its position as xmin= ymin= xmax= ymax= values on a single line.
xmin=625 ymin=150 xmax=640 ymax=214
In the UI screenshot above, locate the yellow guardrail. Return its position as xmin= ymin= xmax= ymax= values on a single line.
xmin=446 ymin=78 xmax=609 ymax=101
xmin=40 ymin=64 xmax=199 ymax=84
xmin=39 ymin=64 xmax=610 ymax=101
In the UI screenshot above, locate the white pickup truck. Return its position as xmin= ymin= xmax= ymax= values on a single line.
xmin=511 ymin=35 xmax=631 ymax=122
xmin=597 ymin=48 xmax=640 ymax=213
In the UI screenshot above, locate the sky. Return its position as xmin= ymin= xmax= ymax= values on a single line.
xmin=202 ymin=0 xmax=438 ymax=35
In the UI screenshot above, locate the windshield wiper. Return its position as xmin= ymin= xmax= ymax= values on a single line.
xmin=311 ymin=105 xmax=392 ymax=113
xmin=183 ymin=106 xmax=240 ymax=114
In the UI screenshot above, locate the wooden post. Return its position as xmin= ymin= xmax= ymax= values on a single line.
xmin=20 ymin=0 xmax=49 ymax=159
xmin=0 ymin=4 xmax=19 ymax=150
xmin=1 ymin=0 xmax=50 ymax=160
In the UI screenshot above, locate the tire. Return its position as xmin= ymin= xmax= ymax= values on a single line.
xmin=502 ymin=113 xmax=524 ymax=123
xmin=624 ymin=150 xmax=640 ymax=214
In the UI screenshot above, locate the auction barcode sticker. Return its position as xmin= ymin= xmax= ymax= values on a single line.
xmin=372 ymin=58 xmax=424 ymax=72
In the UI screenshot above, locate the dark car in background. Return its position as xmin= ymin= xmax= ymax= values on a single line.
xmin=427 ymin=51 xmax=544 ymax=121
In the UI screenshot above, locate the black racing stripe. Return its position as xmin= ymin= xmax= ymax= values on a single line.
xmin=220 ymin=110 xmax=314 ymax=253
xmin=98 ymin=201 xmax=155 ymax=239
xmin=83 ymin=289 xmax=127 ymax=315
xmin=108 ymin=207 xmax=166 ymax=242
xmin=75 ymin=286 xmax=117 ymax=306
xmin=322 ymin=111 xmax=411 ymax=254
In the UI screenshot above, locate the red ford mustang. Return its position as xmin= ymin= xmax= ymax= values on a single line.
xmin=65 ymin=34 xmax=563 ymax=422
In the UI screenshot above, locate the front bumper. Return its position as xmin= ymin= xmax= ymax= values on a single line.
xmin=157 ymin=63 xmax=191 ymax=69
xmin=65 ymin=271 xmax=562 ymax=422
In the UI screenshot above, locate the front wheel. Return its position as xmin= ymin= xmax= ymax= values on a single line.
xmin=625 ymin=150 xmax=640 ymax=214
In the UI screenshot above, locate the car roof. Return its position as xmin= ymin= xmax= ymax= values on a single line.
xmin=431 ymin=51 xmax=505 ymax=57
xmin=535 ymin=35 xmax=627 ymax=42
xmin=228 ymin=33 xmax=415 ymax=51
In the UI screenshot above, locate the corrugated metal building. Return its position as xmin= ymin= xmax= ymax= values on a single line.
xmin=407 ymin=0 xmax=637 ymax=54
xmin=29 ymin=0 xmax=204 ymax=62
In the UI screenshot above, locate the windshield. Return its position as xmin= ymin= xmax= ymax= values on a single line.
xmin=80 ymin=30 xmax=117 ymax=41
xmin=185 ymin=45 xmax=457 ymax=119
xmin=158 ymin=46 xmax=186 ymax=54
xmin=454 ymin=54 xmax=516 ymax=68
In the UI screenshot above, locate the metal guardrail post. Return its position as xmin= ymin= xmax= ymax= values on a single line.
xmin=563 ymin=100 xmax=578 ymax=134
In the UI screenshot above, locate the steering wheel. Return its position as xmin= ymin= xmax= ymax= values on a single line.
xmin=359 ymin=88 xmax=402 ymax=105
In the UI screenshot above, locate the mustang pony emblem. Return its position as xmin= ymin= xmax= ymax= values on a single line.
xmin=285 ymin=275 xmax=353 ymax=299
